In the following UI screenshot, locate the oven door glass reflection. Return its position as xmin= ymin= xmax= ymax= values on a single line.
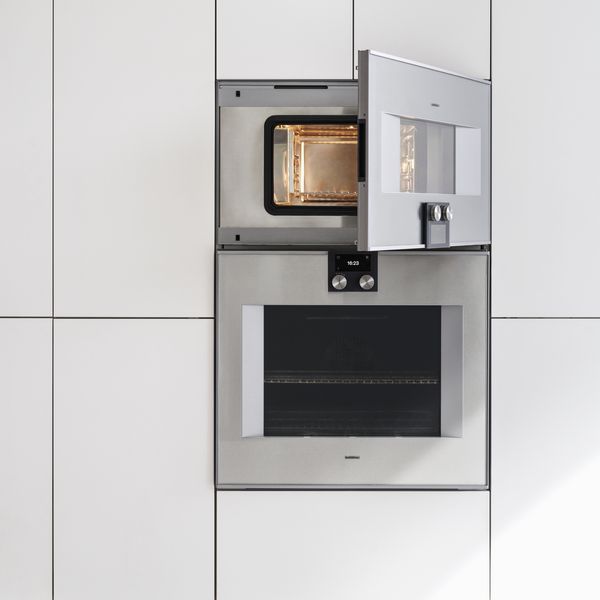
xmin=262 ymin=305 xmax=442 ymax=437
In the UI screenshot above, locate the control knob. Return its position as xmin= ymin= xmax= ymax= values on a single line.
xmin=359 ymin=274 xmax=375 ymax=290
xmin=331 ymin=274 xmax=347 ymax=290
xmin=430 ymin=204 xmax=442 ymax=222
xmin=443 ymin=205 xmax=453 ymax=221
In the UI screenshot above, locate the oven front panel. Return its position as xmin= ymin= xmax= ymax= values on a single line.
xmin=217 ymin=251 xmax=488 ymax=488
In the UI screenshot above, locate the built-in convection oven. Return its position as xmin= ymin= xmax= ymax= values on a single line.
xmin=216 ymin=250 xmax=488 ymax=489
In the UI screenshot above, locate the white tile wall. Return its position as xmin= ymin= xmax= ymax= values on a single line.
xmin=492 ymin=319 xmax=600 ymax=598
xmin=0 ymin=319 xmax=52 ymax=599
xmin=54 ymin=0 xmax=214 ymax=317
xmin=355 ymin=0 xmax=490 ymax=79
xmin=0 ymin=0 xmax=52 ymax=316
xmin=217 ymin=0 xmax=352 ymax=80
xmin=54 ymin=319 xmax=214 ymax=600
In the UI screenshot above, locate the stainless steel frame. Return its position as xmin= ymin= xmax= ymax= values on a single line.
xmin=216 ymin=250 xmax=489 ymax=489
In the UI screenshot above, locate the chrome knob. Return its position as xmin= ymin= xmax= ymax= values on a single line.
xmin=359 ymin=274 xmax=375 ymax=290
xmin=430 ymin=204 xmax=442 ymax=222
xmin=443 ymin=205 xmax=453 ymax=221
xmin=331 ymin=274 xmax=347 ymax=290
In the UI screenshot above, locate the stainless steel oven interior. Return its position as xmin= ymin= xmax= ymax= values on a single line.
xmin=216 ymin=250 xmax=489 ymax=489
xmin=264 ymin=115 xmax=359 ymax=214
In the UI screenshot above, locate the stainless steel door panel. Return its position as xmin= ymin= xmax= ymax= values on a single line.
xmin=217 ymin=251 xmax=488 ymax=488
xmin=357 ymin=51 xmax=491 ymax=250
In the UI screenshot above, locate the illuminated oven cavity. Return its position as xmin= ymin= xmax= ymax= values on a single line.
xmin=271 ymin=122 xmax=358 ymax=207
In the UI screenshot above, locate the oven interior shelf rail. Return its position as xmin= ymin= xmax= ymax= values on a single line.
xmin=264 ymin=371 xmax=439 ymax=385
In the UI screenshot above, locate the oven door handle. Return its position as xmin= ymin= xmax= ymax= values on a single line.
xmin=357 ymin=118 xmax=366 ymax=183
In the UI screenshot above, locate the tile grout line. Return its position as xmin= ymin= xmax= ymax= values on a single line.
xmin=489 ymin=0 xmax=492 ymax=596
xmin=51 ymin=0 xmax=55 ymax=596
xmin=51 ymin=316 xmax=55 ymax=600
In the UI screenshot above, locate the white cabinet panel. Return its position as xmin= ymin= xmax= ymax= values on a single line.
xmin=217 ymin=0 xmax=352 ymax=79
xmin=492 ymin=1 xmax=600 ymax=317
xmin=355 ymin=0 xmax=490 ymax=80
xmin=0 ymin=319 xmax=52 ymax=599
xmin=492 ymin=320 xmax=600 ymax=599
xmin=54 ymin=319 xmax=213 ymax=600
xmin=0 ymin=1 xmax=52 ymax=316
xmin=54 ymin=0 xmax=214 ymax=318
xmin=218 ymin=491 xmax=489 ymax=600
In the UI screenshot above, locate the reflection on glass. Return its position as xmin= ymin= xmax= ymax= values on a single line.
xmin=400 ymin=123 xmax=417 ymax=192
xmin=272 ymin=123 xmax=358 ymax=207
xmin=400 ymin=118 xmax=455 ymax=194
xmin=263 ymin=305 xmax=442 ymax=437
xmin=382 ymin=114 xmax=481 ymax=196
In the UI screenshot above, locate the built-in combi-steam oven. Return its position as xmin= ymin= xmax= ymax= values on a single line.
xmin=218 ymin=51 xmax=490 ymax=251
xmin=216 ymin=51 xmax=491 ymax=489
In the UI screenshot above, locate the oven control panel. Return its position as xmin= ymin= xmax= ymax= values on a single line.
xmin=424 ymin=202 xmax=452 ymax=249
xmin=328 ymin=252 xmax=378 ymax=292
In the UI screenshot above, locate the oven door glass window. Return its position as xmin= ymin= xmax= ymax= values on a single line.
xmin=242 ymin=305 xmax=463 ymax=438
xmin=381 ymin=115 xmax=481 ymax=196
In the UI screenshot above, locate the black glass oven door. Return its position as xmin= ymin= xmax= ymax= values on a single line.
xmin=262 ymin=305 xmax=442 ymax=437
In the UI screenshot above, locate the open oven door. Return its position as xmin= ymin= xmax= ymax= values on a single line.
xmin=357 ymin=50 xmax=490 ymax=251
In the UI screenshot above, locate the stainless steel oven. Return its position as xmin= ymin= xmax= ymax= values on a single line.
xmin=216 ymin=250 xmax=489 ymax=489
xmin=217 ymin=51 xmax=490 ymax=251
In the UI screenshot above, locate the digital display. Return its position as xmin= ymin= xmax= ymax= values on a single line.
xmin=335 ymin=254 xmax=371 ymax=272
